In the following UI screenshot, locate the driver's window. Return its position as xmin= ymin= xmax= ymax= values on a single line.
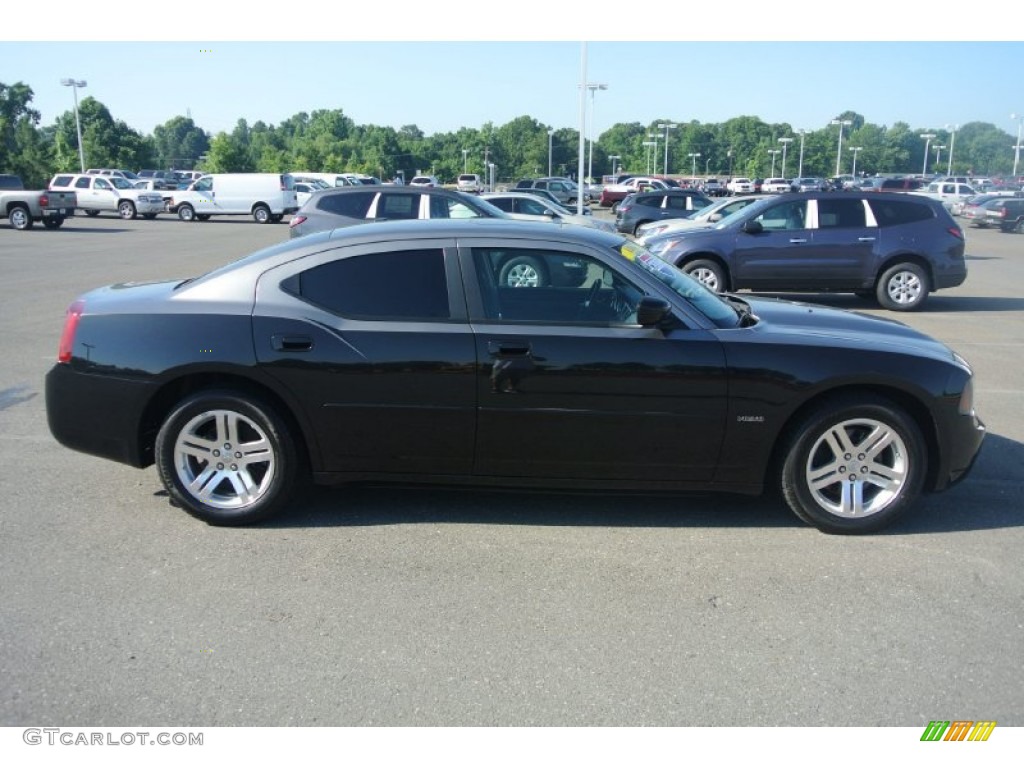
xmin=756 ymin=200 xmax=807 ymax=231
xmin=195 ymin=178 xmax=213 ymax=192
xmin=471 ymin=248 xmax=642 ymax=325
xmin=95 ymin=178 xmax=110 ymax=190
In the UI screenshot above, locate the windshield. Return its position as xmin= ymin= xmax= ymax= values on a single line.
xmin=616 ymin=241 xmax=740 ymax=327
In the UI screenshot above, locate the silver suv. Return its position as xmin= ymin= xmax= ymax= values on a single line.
xmin=288 ymin=186 xmax=508 ymax=238
xmin=457 ymin=174 xmax=483 ymax=193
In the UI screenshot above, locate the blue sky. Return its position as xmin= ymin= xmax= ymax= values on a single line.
xmin=3 ymin=5 xmax=1020 ymax=139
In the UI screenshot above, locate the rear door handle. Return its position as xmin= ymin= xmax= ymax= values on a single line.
xmin=789 ymin=238 xmax=808 ymax=243
xmin=858 ymin=237 xmax=876 ymax=242
xmin=488 ymin=341 xmax=531 ymax=356
xmin=271 ymin=334 xmax=313 ymax=352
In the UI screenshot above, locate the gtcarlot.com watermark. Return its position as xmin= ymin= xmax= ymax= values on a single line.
xmin=23 ymin=728 xmax=203 ymax=747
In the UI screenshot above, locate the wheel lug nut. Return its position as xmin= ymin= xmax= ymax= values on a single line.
xmin=217 ymin=463 xmax=224 ymax=470
xmin=235 ymin=452 xmax=242 ymax=459
xmin=213 ymin=450 xmax=220 ymax=457
xmin=839 ymin=466 xmax=846 ymax=473
xmin=231 ymin=464 xmax=238 ymax=471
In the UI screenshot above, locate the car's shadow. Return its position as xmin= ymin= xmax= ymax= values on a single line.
xmin=751 ymin=292 xmax=1024 ymax=313
xmin=228 ymin=433 xmax=1022 ymax=536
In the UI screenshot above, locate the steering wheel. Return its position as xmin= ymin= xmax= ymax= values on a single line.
xmin=577 ymin=279 xmax=603 ymax=320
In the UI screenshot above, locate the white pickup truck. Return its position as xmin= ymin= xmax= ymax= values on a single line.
xmin=914 ymin=181 xmax=977 ymax=211
xmin=0 ymin=174 xmax=77 ymax=230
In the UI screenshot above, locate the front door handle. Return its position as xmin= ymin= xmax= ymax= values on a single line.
xmin=488 ymin=341 xmax=531 ymax=356
xmin=271 ymin=334 xmax=313 ymax=352
xmin=789 ymin=238 xmax=808 ymax=243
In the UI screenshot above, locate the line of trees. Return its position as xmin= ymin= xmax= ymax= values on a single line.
xmin=2 ymin=80 xmax=1020 ymax=190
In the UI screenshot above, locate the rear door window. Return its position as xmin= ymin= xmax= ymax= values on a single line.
xmin=867 ymin=198 xmax=934 ymax=226
xmin=817 ymin=198 xmax=868 ymax=229
xmin=316 ymin=191 xmax=375 ymax=218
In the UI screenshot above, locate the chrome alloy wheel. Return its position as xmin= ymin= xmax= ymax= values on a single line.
xmin=173 ymin=409 xmax=276 ymax=510
xmin=505 ymin=263 xmax=541 ymax=287
xmin=804 ymin=417 xmax=909 ymax=518
xmin=884 ymin=269 xmax=924 ymax=307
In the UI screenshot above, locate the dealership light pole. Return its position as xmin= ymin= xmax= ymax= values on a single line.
xmin=945 ymin=124 xmax=958 ymax=176
xmin=585 ymin=83 xmax=608 ymax=186
xmin=687 ymin=152 xmax=700 ymax=178
xmin=1011 ymin=114 xmax=1024 ymax=178
xmin=933 ymin=144 xmax=945 ymax=170
xmin=649 ymin=133 xmax=659 ymax=175
xmin=642 ymin=141 xmax=656 ymax=174
xmin=848 ymin=146 xmax=862 ymax=177
xmin=767 ymin=150 xmax=780 ymax=178
xmin=778 ymin=137 xmax=793 ymax=179
xmin=797 ymin=129 xmax=807 ymax=179
xmin=547 ymin=129 xmax=554 ymax=177
xmin=60 ymin=78 xmax=87 ymax=173
xmin=608 ymin=154 xmax=621 ymax=177
xmin=920 ymin=133 xmax=936 ymax=176
xmin=659 ymin=122 xmax=678 ymax=175
xmin=461 ymin=148 xmax=469 ymax=174
xmin=831 ymin=118 xmax=852 ymax=177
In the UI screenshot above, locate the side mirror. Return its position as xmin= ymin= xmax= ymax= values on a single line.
xmin=709 ymin=213 xmax=722 ymax=222
xmin=742 ymin=219 xmax=763 ymax=235
xmin=636 ymin=296 xmax=672 ymax=327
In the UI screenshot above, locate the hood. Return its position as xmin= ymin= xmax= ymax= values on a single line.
xmin=741 ymin=296 xmax=955 ymax=363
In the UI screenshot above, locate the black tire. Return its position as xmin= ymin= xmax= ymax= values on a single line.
xmin=270 ymin=214 xmax=283 ymax=223
xmin=780 ymin=395 xmax=926 ymax=534
xmin=611 ymin=202 xmax=620 ymax=214
xmin=84 ymin=209 xmax=100 ymax=217
xmin=253 ymin=204 xmax=271 ymax=224
xmin=177 ymin=204 xmax=196 ymax=222
xmin=1016 ymin=219 xmax=1024 ymax=234
xmin=9 ymin=205 xmax=32 ymax=230
xmin=155 ymin=390 xmax=302 ymax=526
xmin=196 ymin=214 xmax=211 ymax=221
xmin=876 ymin=262 xmax=928 ymax=311
xmin=142 ymin=213 xmax=157 ymax=220
xmin=42 ymin=217 xmax=64 ymax=229
xmin=498 ymin=255 xmax=549 ymax=287
xmin=118 ymin=200 xmax=137 ymax=220
xmin=682 ymin=258 xmax=727 ymax=292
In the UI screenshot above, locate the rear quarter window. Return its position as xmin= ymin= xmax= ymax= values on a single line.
xmin=867 ymin=198 xmax=935 ymax=227
xmin=316 ymin=191 xmax=375 ymax=218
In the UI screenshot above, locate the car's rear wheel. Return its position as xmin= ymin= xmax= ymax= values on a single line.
xmin=499 ymin=256 xmax=548 ymax=287
xmin=876 ymin=262 xmax=928 ymax=311
xmin=780 ymin=396 xmax=926 ymax=534
xmin=682 ymin=259 xmax=726 ymax=292
xmin=178 ymin=204 xmax=196 ymax=222
xmin=253 ymin=205 xmax=271 ymax=224
xmin=9 ymin=205 xmax=32 ymax=230
xmin=118 ymin=200 xmax=136 ymax=219
xmin=155 ymin=391 xmax=301 ymax=526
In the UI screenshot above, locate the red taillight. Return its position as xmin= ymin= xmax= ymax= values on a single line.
xmin=289 ymin=215 xmax=307 ymax=228
xmin=998 ymin=208 xmax=1008 ymax=219
xmin=39 ymin=193 xmax=49 ymax=207
xmin=57 ymin=300 xmax=85 ymax=363
xmin=947 ymin=226 xmax=964 ymax=240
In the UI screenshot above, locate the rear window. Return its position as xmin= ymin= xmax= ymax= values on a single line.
xmin=867 ymin=198 xmax=935 ymax=226
xmin=316 ymin=191 xmax=375 ymax=218
xmin=50 ymin=175 xmax=75 ymax=188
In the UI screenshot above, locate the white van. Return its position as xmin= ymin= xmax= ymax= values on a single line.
xmin=168 ymin=173 xmax=299 ymax=223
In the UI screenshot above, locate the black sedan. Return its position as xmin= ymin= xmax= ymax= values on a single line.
xmin=46 ymin=219 xmax=984 ymax=534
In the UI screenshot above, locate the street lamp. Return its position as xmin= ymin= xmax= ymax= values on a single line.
xmin=547 ymin=129 xmax=554 ymax=177
xmin=461 ymin=148 xmax=469 ymax=174
xmin=608 ymin=155 xmax=621 ymax=177
xmin=920 ymin=133 xmax=936 ymax=176
xmin=705 ymin=157 xmax=712 ymax=175
xmin=945 ymin=124 xmax=959 ymax=176
xmin=933 ymin=144 xmax=946 ymax=169
xmin=727 ymin=148 xmax=733 ymax=178
xmin=831 ymin=118 xmax=852 ymax=177
xmin=687 ymin=152 xmax=701 ymax=178
xmin=60 ymin=78 xmax=87 ymax=173
xmin=659 ymin=122 xmax=678 ymax=175
xmin=642 ymin=141 xmax=656 ymax=174
xmin=585 ymin=83 xmax=608 ymax=186
xmin=848 ymin=146 xmax=863 ymax=177
xmin=767 ymin=149 xmax=780 ymax=178
xmin=1011 ymin=114 xmax=1024 ymax=178
xmin=649 ymin=133 xmax=659 ymax=175
xmin=797 ymin=129 xmax=807 ymax=178
xmin=778 ymin=137 xmax=793 ymax=179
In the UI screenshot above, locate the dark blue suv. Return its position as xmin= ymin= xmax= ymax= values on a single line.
xmin=644 ymin=192 xmax=966 ymax=311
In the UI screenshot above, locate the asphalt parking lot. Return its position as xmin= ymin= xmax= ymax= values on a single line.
xmin=1 ymin=212 xmax=1022 ymax=727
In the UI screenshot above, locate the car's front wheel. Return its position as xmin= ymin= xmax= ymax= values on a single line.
xmin=682 ymin=259 xmax=726 ymax=292
xmin=876 ymin=262 xmax=928 ymax=311
xmin=155 ymin=391 xmax=301 ymax=525
xmin=118 ymin=201 xmax=136 ymax=220
xmin=780 ymin=396 xmax=926 ymax=534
